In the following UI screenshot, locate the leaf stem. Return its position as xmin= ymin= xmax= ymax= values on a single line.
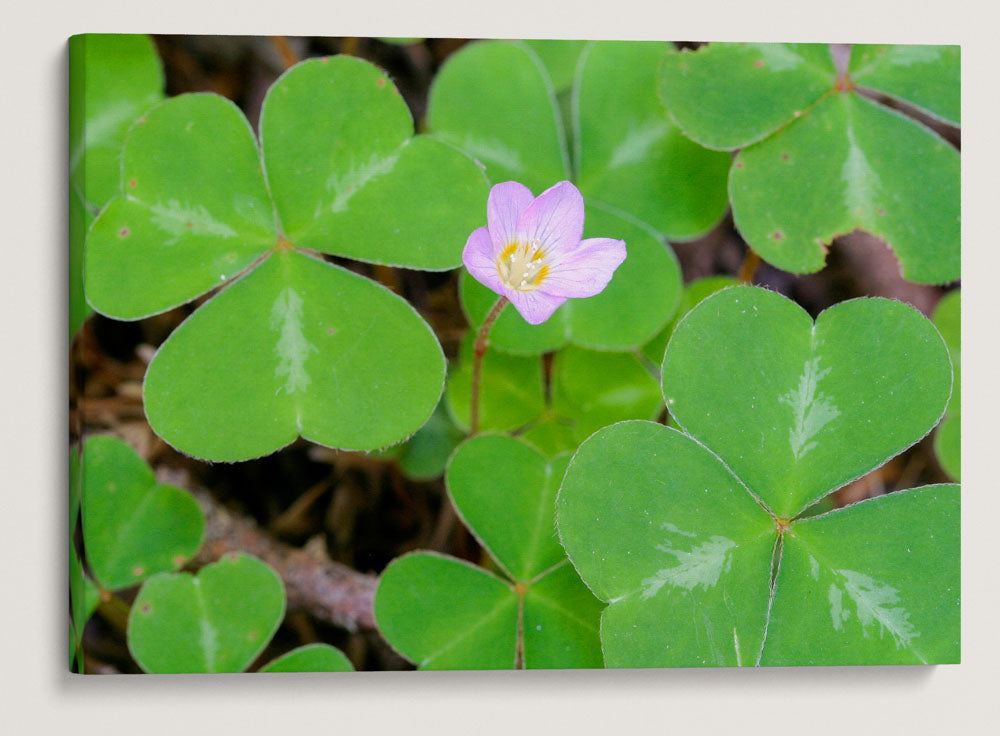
xmin=469 ymin=297 xmax=509 ymax=436
xmin=738 ymin=248 xmax=761 ymax=284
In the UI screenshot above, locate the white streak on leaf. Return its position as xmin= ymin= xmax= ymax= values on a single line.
xmin=828 ymin=582 xmax=847 ymax=630
xmin=192 ymin=577 xmax=219 ymax=672
xmin=71 ymin=98 xmax=152 ymax=174
xmin=754 ymin=44 xmax=806 ymax=72
xmin=270 ymin=287 xmax=317 ymax=395
xmin=199 ymin=618 xmax=219 ymax=672
xmin=607 ymin=121 xmax=670 ymax=169
xmin=841 ymin=123 xmax=881 ymax=218
xmin=661 ymin=522 xmax=697 ymax=539
xmin=322 ymin=151 xmax=400 ymax=214
xmin=148 ymin=199 xmax=238 ymax=244
xmin=453 ymin=135 xmax=523 ymax=174
xmin=779 ymin=357 xmax=840 ymax=460
xmin=885 ymin=46 xmax=942 ymax=67
xmin=641 ymin=525 xmax=736 ymax=600
xmin=836 ymin=569 xmax=920 ymax=649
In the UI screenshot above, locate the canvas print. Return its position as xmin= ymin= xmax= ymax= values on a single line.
xmin=69 ymin=35 xmax=960 ymax=673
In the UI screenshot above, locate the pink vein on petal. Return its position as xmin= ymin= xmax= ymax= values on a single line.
xmin=515 ymin=181 xmax=585 ymax=257
xmin=506 ymin=289 xmax=567 ymax=325
xmin=487 ymin=181 xmax=535 ymax=256
xmin=542 ymin=237 xmax=628 ymax=298
xmin=463 ymin=226 xmax=505 ymax=293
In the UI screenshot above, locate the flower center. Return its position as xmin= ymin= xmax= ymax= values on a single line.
xmin=497 ymin=241 xmax=549 ymax=292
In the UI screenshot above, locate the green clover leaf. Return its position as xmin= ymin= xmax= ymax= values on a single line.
xmin=557 ymin=286 xmax=958 ymax=666
xmin=375 ymin=435 xmax=603 ymax=669
xmin=69 ymin=34 xmax=165 ymax=338
xmin=660 ymin=42 xmax=960 ymax=284
xmin=932 ymin=289 xmax=960 ymax=480
xmin=86 ymin=56 xmax=489 ymax=461
xmin=81 ymin=435 xmax=204 ymax=592
xmin=128 ymin=553 xmax=285 ymax=673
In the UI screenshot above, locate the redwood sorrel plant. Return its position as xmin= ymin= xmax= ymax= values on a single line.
xmin=72 ymin=36 xmax=959 ymax=673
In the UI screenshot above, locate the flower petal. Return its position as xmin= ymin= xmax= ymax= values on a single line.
xmin=541 ymin=237 xmax=627 ymax=298
xmin=487 ymin=181 xmax=535 ymax=255
xmin=463 ymin=226 xmax=505 ymax=294
xmin=515 ymin=181 xmax=585 ymax=257
xmin=506 ymin=288 xmax=567 ymax=326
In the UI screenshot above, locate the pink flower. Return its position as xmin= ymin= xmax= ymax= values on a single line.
xmin=462 ymin=181 xmax=627 ymax=325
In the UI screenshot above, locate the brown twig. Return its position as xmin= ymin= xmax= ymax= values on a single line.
xmin=157 ymin=469 xmax=377 ymax=632
xmin=269 ymin=36 xmax=300 ymax=70
xmin=191 ymin=487 xmax=377 ymax=631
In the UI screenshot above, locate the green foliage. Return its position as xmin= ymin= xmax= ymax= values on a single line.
xmin=85 ymin=55 xmax=489 ymax=461
xmin=69 ymin=446 xmax=93 ymax=671
xmin=431 ymin=40 xmax=710 ymax=351
xmin=260 ymin=643 xmax=354 ymax=672
xmin=375 ymin=436 xmax=603 ymax=669
xmin=445 ymin=330 xmax=546 ymax=433
xmin=395 ymin=401 xmax=465 ymax=481
xmin=142 ymin=250 xmax=445 ymax=462
xmin=660 ymin=42 xmax=960 ymax=284
xmin=663 ymin=286 xmax=952 ymax=517
xmin=550 ymin=346 xmax=662 ymax=443
xmin=260 ymin=58 xmax=487 ymax=269
xmin=128 ymin=553 xmax=285 ymax=673
xmin=82 ymin=435 xmax=204 ymax=591
xmin=557 ymin=286 xmax=958 ymax=666
xmin=521 ymin=39 xmax=588 ymax=91
xmin=519 ymin=417 xmax=579 ymax=458
xmin=72 ymin=37 xmax=963 ymax=674
xmin=849 ymin=45 xmax=960 ymax=125
xmin=69 ymin=33 xmax=164 ymax=338
xmin=70 ymin=435 xmax=202 ymax=669
xmin=445 ymin=328 xmax=666 ymax=445
xmin=640 ymin=275 xmax=741 ymax=364
xmin=376 ymin=552 xmax=520 ymax=669
xmin=763 ymin=486 xmax=959 ymax=665
xmin=933 ymin=289 xmax=961 ymax=480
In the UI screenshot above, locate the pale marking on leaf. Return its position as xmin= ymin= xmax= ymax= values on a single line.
xmin=607 ymin=120 xmax=670 ymax=169
xmin=70 ymin=99 xmax=147 ymax=174
xmin=270 ymin=287 xmax=318 ymax=396
xmin=640 ymin=525 xmax=737 ymax=600
xmin=147 ymin=199 xmax=238 ymax=244
xmin=778 ymin=356 xmax=840 ymax=460
xmin=884 ymin=46 xmax=942 ymax=67
xmin=810 ymin=555 xmax=820 ymax=580
xmin=754 ymin=44 xmax=807 ymax=72
xmin=733 ymin=627 xmax=742 ymax=667
xmin=191 ymin=577 xmax=219 ymax=672
xmin=660 ymin=522 xmax=697 ymax=539
xmin=842 ymin=122 xmax=882 ymax=219
xmin=231 ymin=194 xmax=274 ymax=232
xmin=829 ymin=569 xmax=921 ymax=652
xmin=453 ymin=135 xmax=524 ymax=174
xmin=321 ymin=151 xmax=400 ymax=215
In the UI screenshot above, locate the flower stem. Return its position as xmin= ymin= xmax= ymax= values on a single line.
xmin=469 ymin=296 xmax=509 ymax=436
xmin=738 ymin=248 xmax=761 ymax=284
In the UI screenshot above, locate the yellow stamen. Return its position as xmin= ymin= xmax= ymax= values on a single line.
xmin=496 ymin=241 xmax=548 ymax=291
